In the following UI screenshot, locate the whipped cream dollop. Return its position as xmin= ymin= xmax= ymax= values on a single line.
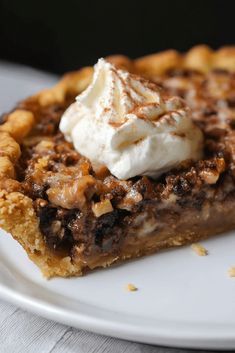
xmin=60 ymin=59 xmax=203 ymax=180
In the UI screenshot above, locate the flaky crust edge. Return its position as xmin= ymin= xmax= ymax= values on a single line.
xmin=1 ymin=44 xmax=235 ymax=277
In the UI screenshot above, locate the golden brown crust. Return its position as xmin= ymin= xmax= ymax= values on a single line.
xmin=106 ymin=55 xmax=134 ymax=72
xmin=33 ymin=45 xmax=235 ymax=106
xmin=0 ymin=110 xmax=35 ymax=143
xmin=37 ymin=67 xmax=93 ymax=106
xmin=0 ymin=132 xmax=21 ymax=163
xmin=134 ymin=49 xmax=183 ymax=77
xmin=213 ymin=47 xmax=235 ymax=71
xmin=0 ymin=110 xmax=35 ymax=180
xmin=0 ymin=190 xmax=81 ymax=277
xmin=134 ymin=45 xmax=235 ymax=77
xmin=0 ymin=156 xmax=15 ymax=178
xmin=183 ymin=45 xmax=214 ymax=72
xmin=2 ymin=45 xmax=235 ymax=278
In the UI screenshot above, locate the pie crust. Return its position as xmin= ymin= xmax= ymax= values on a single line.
xmin=1 ymin=45 xmax=235 ymax=277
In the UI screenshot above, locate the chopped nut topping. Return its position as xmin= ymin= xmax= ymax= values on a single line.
xmin=34 ymin=157 xmax=49 ymax=170
xmin=216 ymin=158 xmax=226 ymax=173
xmin=191 ymin=243 xmax=208 ymax=256
xmin=126 ymin=283 xmax=138 ymax=292
xmin=34 ymin=140 xmax=55 ymax=154
xmin=117 ymin=189 xmax=143 ymax=210
xmin=92 ymin=199 xmax=113 ymax=217
xmin=199 ymin=170 xmax=219 ymax=184
xmin=47 ymin=175 xmax=96 ymax=209
xmin=38 ymin=199 xmax=47 ymax=208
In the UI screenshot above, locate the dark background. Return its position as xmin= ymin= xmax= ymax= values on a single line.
xmin=0 ymin=0 xmax=234 ymax=74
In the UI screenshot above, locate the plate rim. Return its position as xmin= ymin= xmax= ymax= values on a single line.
xmin=1 ymin=61 xmax=235 ymax=350
xmin=0 ymin=274 xmax=235 ymax=350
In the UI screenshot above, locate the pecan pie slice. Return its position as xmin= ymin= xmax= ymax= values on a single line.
xmin=1 ymin=45 xmax=235 ymax=278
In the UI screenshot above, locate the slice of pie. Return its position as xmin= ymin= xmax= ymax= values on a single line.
xmin=1 ymin=45 xmax=235 ymax=278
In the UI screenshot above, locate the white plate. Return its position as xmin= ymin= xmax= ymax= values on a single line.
xmin=1 ymin=62 xmax=235 ymax=350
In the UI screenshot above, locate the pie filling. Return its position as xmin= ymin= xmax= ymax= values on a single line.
xmin=4 ymin=68 xmax=235 ymax=265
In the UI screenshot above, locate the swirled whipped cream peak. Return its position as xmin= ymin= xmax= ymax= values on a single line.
xmin=60 ymin=58 xmax=203 ymax=180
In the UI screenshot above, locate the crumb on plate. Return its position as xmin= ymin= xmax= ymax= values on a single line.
xmin=126 ymin=283 xmax=138 ymax=292
xmin=228 ymin=267 xmax=235 ymax=277
xmin=191 ymin=243 xmax=208 ymax=256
